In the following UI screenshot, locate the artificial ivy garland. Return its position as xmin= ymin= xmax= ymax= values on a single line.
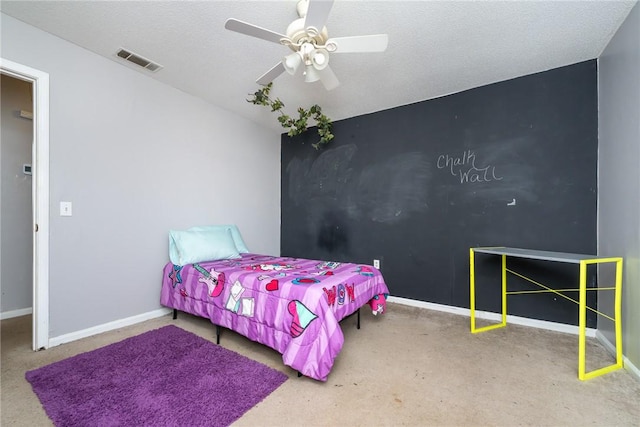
xmin=247 ymin=83 xmax=334 ymax=149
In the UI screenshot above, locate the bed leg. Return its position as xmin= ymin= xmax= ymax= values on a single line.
xmin=172 ymin=309 xmax=177 ymax=320
xmin=216 ymin=325 xmax=221 ymax=345
xmin=357 ymin=308 xmax=360 ymax=329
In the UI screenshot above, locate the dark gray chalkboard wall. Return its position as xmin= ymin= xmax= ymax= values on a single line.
xmin=281 ymin=60 xmax=598 ymax=326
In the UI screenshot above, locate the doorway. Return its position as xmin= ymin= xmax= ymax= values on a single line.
xmin=0 ymin=58 xmax=50 ymax=350
xmin=1 ymin=75 xmax=33 ymax=322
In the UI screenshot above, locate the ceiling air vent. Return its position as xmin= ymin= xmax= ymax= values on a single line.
xmin=116 ymin=48 xmax=163 ymax=72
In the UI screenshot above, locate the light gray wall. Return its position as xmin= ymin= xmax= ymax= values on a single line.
xmin=0 ymin=75 xmax=33 ymax=314
xmin=1 ymin=13 xmax=281 ymax=337
xmin=598 ymin=2 xmax=640 ymax=370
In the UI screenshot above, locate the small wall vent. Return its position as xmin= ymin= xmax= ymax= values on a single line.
xmin=116 ymin=48 xmax=163 ymax=72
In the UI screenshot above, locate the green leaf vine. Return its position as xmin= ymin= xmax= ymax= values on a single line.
xmin=247 ymin=83 xmax=334 ymax=149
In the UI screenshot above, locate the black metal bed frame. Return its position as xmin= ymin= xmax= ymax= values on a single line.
xmin=172 ymin=307 xmax=361 ymax=377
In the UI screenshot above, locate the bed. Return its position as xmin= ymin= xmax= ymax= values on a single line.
xmin=160 ymin=226 xmax=389 ymax=382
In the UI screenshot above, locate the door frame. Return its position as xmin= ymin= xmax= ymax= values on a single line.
xmin=1 ymin=58 xmax=50 ymax=350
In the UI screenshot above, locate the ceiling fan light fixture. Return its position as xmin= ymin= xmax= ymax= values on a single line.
xmin=303 ymin=65 xmax=321 ymax=83
xmin=311 ymin=48 xmax=329 ymax=70
xmin=283 ymin=52 xmax=302 ymax=75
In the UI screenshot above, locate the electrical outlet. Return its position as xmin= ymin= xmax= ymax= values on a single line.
xmin=373 ymin=259 xmax=380 ymax=269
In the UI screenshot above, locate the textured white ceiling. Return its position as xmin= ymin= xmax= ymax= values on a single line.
xmin=1 ymin=0 xmax=636 ymax=132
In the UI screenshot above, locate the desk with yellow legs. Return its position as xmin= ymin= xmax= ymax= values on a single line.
xmin=469 ymin=247 xmax=623 ymax=380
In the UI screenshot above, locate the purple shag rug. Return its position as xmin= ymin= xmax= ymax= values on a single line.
xmin=26 ymin=325 xmax=288 ymax=426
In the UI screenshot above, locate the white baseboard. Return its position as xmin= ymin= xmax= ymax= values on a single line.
xmin=622 ymin=356 xmax=640 ymax=381
xmin=0 ymin=307 xmax=32 ymax=320
xmin=48 ymin=308 xmax=172 ymax=348
xmin=387 ymin=296 xmax=597 ymax=337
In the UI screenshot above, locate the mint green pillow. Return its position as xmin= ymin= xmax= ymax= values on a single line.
xmin=189 ymin=224 xmax=249 ymax=253
xmin=169 ymin=228 xmax=240 ymax=265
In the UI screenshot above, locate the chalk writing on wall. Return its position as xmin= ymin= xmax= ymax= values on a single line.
xmin=436 ymin=149 xmax=503 ymax=184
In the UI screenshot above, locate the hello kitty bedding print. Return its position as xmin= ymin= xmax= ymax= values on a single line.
xmin=160 ymin=253 xmax=389 ymax=381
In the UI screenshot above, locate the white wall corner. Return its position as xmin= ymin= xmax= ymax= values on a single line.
xmin=595 ymin=329 xmax=640 ymax=382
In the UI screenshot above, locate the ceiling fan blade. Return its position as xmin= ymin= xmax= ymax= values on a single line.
xmin=225 ymin=18 xmax=287 ymax=44
xmin=327 ymin=34 xmax=389 ymax=53
xmin=304 ymin=0 xmax=334 ymax=35
xmin=318 ymin=65 xmax=340 ymax=91
xmin=256 ymin=62 xmax=286 ymax=86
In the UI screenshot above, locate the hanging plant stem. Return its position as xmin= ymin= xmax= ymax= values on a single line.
xmin=247 ymin=83 xmax=334 ymax=149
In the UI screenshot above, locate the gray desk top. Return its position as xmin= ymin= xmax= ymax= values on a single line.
xmin=472 ymin=247 xmax=604 ymax=263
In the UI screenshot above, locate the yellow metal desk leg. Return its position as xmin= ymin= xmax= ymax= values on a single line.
xmin=470 ymin=248 xmax=476 ymax=332
xmin=578 ymin=261 xmax=587 ymax=380
xmin=501 ymin=254 xmax=507 ymax=326
xmin=470 ymin=248 xmax=507 ymax=333
xmin=614 ymin=259 xmax=623 ymax=369
xmin=580 ymin=258 xmax=624 ymax=380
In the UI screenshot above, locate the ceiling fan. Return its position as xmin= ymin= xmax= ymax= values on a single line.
xmin=224 ymin=0 xmax=388 ymax=90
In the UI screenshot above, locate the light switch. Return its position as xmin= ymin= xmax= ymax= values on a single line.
xmin=60 ymin=201 xmax=72 ymax=216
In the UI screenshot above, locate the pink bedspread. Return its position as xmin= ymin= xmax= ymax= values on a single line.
xmin=160 ymin=253 xmax=389 ymax=381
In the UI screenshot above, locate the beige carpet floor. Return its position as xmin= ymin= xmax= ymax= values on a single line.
xmin=2 ymin=303 xmax=639 ymax=426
